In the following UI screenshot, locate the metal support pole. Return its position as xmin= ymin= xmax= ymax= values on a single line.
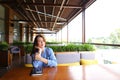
xmin=67 ymin=22 xmax=69 ymax=43
xmin=82 ymin=9 xmax=86 ymax=43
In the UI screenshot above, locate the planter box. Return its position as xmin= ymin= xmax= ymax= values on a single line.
xmin=55 ymin=51 xmax=96 ymax=64
xmin=55 ymin=52 xmax=80 ymax=64
xmin=24 ymin=51 xmax=96 ymax=66
xmin=80 ymin=51 xmax=96 ymax=60
xmin=24 ymin=54 xmax=32 ymax=64
xmin=0 ymin=51 xmax=12 ymax=68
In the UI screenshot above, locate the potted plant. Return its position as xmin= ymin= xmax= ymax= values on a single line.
xmin=0 ymin=42 xmax=9 ymax=51
xmin=24 ymin=43 xmax=33 ymax=64
xmin=47 ymin=43 xmax=96 ymax=52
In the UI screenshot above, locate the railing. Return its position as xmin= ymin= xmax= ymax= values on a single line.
xmin=95 ymin=49 xmax=120 ymax=64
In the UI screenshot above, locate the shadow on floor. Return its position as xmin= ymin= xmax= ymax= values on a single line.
xmin=0 ymin=54 xmax=24 ymax=77
xmin=0 ymin=68 xmax=8 ymax=77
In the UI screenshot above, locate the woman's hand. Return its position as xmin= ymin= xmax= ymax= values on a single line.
xmin=34 ymin=46 xmax=48 ymax=64
xmin=35 ymin=53 xmax=41 ymax=61
xmin=35 ymin=46 xmax=42 ymax=60
xmin=35 ymin=46 xmax=43 ymax=53
xmin=35 ymin=53 xmax=48 ymax=64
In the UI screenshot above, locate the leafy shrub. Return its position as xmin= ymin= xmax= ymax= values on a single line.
xmin=48 ymin=43 xmax=95 ymax=52
xmin=12 ymin=41 xmax=25 ymax=46
xmin=23 ymin=42 xmax=96 ymax=53
xmin=24 ymin=44 xmax=33 ymax=54
xmin=80 ymin=44 xmax=95 ymax=51
xmin=0 ymin=42 xmax=9 ymax=51
xmin=46 ymin=42 xmax=62 ymax=44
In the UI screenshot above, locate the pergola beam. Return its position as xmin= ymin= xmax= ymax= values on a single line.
xmin=0 ymin=1 xmax=81 ymax=9
xmin=11 ymin=20 xmax=66 ymax=23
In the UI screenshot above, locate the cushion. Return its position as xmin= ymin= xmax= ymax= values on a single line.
xmin=57 ymin=62 xmax=80 ymax=66
xmin=80 ymin=53 xmax=95 ymax=60
xmin=112 ymin=62 xmax=117 ymax=64
xmin=80 ymin=59 xmax=98 ymax=65
xmin=55 ymin=53 xmax=80 ymax=64
xmin=25 ymin=64 xmax=33 ymax=67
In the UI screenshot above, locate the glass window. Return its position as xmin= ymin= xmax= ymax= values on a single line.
xmin=13 ymin=16 xmax=20 ymax=41
xmin=0 ymin=5 xmax=4 ymax=18
xmin=0 ymin=5 xmax=5 ymax=42
xmin=86 ymin=0 xmax=120 ymax=45
xmin=23 ymin=27 xmax=26 ymax=42
xmin=68 ymin=14 xmax=82 ymax=42
xmin=57 ymin=13 xmax=82 ymax=42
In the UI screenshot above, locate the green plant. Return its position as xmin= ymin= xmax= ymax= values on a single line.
xmin=24 ymin=44 xmax=33 ymax=54
xmin=65 ymin=44 xmax=77 ymax=51
xmin=79 ymin=44 xmax=96 ymax=51
xmin=0 ymin=42 xmax=9 ymax=51
xmin=46 ymin=42 xmax=62 ymax=44
xmin=48 ymin=43 xmax=96 ymax=52
xmin=48 ymin=46 xmax=60 ymax=52
xmin=12 ymin=41 xmax=25 ymax=46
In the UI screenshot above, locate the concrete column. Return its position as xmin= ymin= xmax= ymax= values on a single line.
xmin=26 ymin=25 xmax=30 ymax=42
xmin=67 ymin=23 xmax=69 ymax=43
xmin=30 ymin=29 xmax=33 ymax=42
xmin=19 ymin=23 xmax=24 ymax=42
xmin=5 ymin=7 xmax=14 ymax=44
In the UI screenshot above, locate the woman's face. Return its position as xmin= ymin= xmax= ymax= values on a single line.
xmin=37 ymin=37 xmax=46 ymax=48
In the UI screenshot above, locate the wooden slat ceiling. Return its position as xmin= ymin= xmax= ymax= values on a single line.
xmin=0 ymin=0 xmax=96 ymax=34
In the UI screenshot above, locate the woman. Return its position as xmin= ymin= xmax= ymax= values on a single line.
xmin=31 ymin=35 xmax=57 ymax=73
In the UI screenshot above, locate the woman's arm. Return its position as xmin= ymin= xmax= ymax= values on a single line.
xmin=34 ymin=48 xmax=57 ymax=67
xmin=47 ymin=48 xmax=57 ymax=67
xmin=35 ymin=53 xmax=48 ymax=64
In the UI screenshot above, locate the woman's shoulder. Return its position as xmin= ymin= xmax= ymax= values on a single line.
xmin=45 ymin=47 xmax=53 ymax=51
xmin=44 ymin=47 xmax=54 ymax=56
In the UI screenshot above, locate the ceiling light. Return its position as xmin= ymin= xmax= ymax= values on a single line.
xmin=56 ymin=22 xmax=65 ymax=25
xmin=18 ymin=21 xmax=27 ymax=24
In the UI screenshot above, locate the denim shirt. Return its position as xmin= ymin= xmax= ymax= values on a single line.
xmin=32 ymin=47 xmax=57 ymax=68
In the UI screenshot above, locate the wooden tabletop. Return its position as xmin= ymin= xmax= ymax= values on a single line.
xmin=1 ymin=64 xmax=120 ymax=80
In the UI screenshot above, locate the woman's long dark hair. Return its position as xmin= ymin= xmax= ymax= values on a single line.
xmin=31 ymin=35 xmax=46 ymax=55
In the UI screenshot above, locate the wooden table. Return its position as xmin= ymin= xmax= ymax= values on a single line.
xmin=1 ymin=64 xmax=120 ymax=80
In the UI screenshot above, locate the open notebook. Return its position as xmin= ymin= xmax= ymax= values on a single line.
xmin=30 ymin=67 xmax=43 ymax=76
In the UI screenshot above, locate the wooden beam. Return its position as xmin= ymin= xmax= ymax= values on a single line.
xmin=11 ymin=20 xmax=66 ymax=23
xmin=0 ymin=1 xmax=81 ymax=9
